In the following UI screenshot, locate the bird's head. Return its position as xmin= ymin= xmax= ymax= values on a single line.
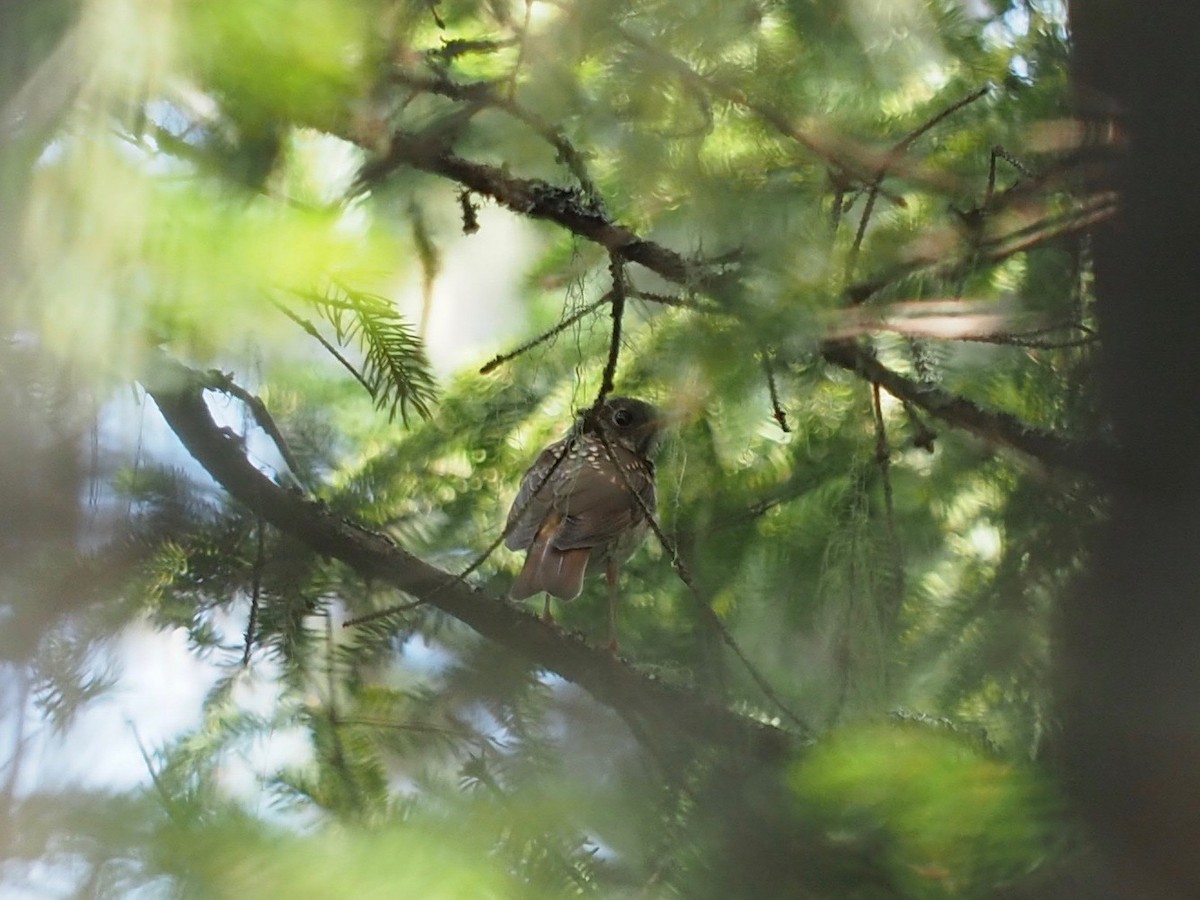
xmin=578 ymin=396 xmax=663 ymax=457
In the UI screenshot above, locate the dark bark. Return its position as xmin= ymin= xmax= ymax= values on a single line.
xmin=1061 ymin=2 xmax=1200 ymax=897
xmin=821 ymin=339 xmax=1117 ymax=478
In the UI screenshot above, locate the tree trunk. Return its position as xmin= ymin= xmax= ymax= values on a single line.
xmin=1062 ymin=3 xmax=1200 ymax=896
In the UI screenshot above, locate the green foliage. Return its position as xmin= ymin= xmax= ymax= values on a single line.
xmin=791 ymin=722 xmax=1060 ymax=896
xmin=179 ymin=0 xmax=383 ymax=132
xmin=0 ymin=0 xmax=1104 ymax=896
xmin=150 ymin=811 xmax=531 ymax=899
xmin=30 ymin=630 xmax=119 ymax=733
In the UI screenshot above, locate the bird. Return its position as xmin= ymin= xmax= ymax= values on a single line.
xmin=504 ymin=397 xmax=662 ymax=648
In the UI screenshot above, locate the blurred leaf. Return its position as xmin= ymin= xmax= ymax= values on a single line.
xmin=791 ymin=723 xmax=1058 ymax=895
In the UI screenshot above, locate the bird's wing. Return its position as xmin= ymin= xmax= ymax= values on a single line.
xmin=504 ymin=441 xmax=568 ymax=551
xmin=552 ymin=446 xmax=655 ymax=550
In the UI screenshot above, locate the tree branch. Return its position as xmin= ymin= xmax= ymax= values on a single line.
xmin=356 ymin=127 xmax=716 ymax=292
xmin=821 ymin=340 xmax=1117 ymax=479
xmin=141 ymin=351 xmax=793 ymax=764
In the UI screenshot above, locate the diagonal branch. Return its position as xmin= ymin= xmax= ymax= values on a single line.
xmin=141 ymin=351 xmax=793 ymax=764
xmin=821 ymin=340 xmax=1117 ymax=479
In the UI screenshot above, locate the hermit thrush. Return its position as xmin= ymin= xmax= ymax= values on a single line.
xmin=505 ymin=397 xmax=662 ymax=646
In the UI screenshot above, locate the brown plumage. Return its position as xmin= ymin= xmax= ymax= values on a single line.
xmin=504 ymin=397 xmax=661 ymax=643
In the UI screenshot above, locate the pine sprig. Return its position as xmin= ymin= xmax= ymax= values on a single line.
xmin=298 ymin=282 xmax=438 ymax=425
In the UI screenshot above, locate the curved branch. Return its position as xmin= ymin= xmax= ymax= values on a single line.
xmin=141 ymin=351 xmax=793 ymax=764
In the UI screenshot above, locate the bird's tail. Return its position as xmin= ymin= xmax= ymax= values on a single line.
xmin=510 ymin=532 xmax=590 ymax=600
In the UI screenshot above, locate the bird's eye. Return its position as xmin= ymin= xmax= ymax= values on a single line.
xmin=613 ymin=408 xmax=633 ymax=427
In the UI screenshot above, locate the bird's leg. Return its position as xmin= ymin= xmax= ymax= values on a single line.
xmin=541 ymin=595 xmax=555 ymax=624
xmin=605 ymin=559 xmax=620 ymax=654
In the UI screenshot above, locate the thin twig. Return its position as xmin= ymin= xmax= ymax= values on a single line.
xmin=830 ymin=187 xmax=847 ymax=232
xmin=846 ymin=85 xmax=991 ymax=282
xmin=479 ymin=295 xmax=611 ymax=374
xmin=130 ymin=721 xmax=181 ymax=821
xmin=896 ymin=85 xmax=991 ymax=156
xmin=847 ymin=194 xmax=1117 ymax=304
xmin=478 ymin=284 xmax=721 ymax=379
xmin=987 ymin=144 xmax=1035 ymax=206
xmin=409 ymin=202 xmax=441 ymax=340
xmin=847 ymin=185 xmax=880 ymax=278
xmin=951 ymin=330 xmax=1098 ymax=349
xmin=202 ymin=366 xmax=302 ymax=479
xmin=984 ymin=149 xmax=1000 ymax=210
xmin=595 ymin=430 xmax=813 ymax=737
xmin=1 ymin=672 xmax=30 ymax=802
xmin=271 ymin=297 xmax=374 ymax=397
xmin=871 ymin=383 xmax=905 ymax=629
xmin=324 ymin=612 xmax=364 ymax=807
xmin=596 ymin=254 xmax=627 ymax=408
xmin=424 ymin=0 xmax=445 ymax=29
xmin=342 ymin=598 xmax=428 ymax=628
xmin=957 ymin=144 xmax=1036 ymax=295
xmin=507 ymin=0 xmax=534 ymax=101
xmin=762 ymin=351 xmax=790 ymax=432
xmin=337 ymin=716 xmax=496 ymax=748
xmin=242 ymin=515 xmax=265 ymax=666
xmin=630 ymin=289 xmax=720 ymax=314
